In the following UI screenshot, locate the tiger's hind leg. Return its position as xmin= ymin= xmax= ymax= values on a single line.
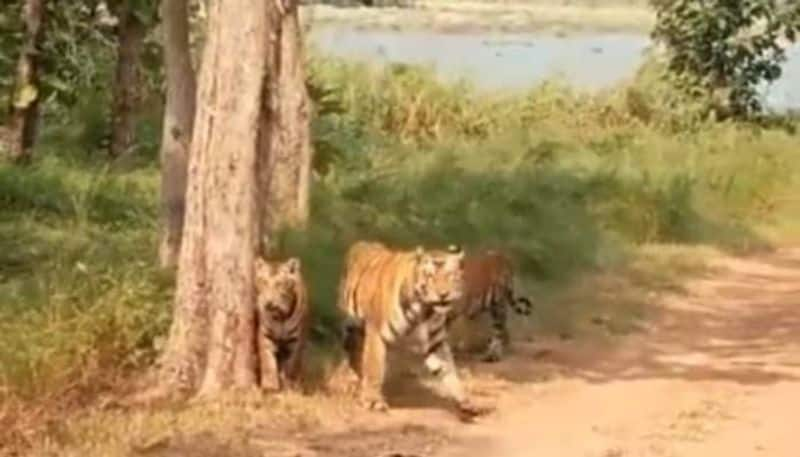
xmin=341 ymin=318 xmax=364 ymax=376
xmin=359 ymin=326 xmax=389 ymax=411
xmin=330 ymin=318 xmax=364 ymax=396
xmin=480 ymin=291 xmax=510 ymax=363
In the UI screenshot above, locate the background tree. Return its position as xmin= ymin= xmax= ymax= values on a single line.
xmin=261 ymin=0 xmax=313 ymax=234
xmin=5 ymin=0 xmax=46 ymax=162
xmin=109 ymin=0 xmax=157 ymax=159
xmin=158 ymin=0 xmax=197 ymax=268
xmin=2 ymin=1 xmax=160 ymax=158
xmin=152 ymin=0 xmax=312 ymax=397
xmin=651 ymin=0 xmax=800 ymax=119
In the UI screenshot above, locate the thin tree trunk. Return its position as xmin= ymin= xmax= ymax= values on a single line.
xmin=260 ymin=0 xmax=313 ymax=236
xmin=154 ymin=0 xmax=272 ymax=397
xmin=158 ymin=0 xmax=197 ymax=269
xmin=7 ymin=0 xmax=46 ymax=163
xmin=109 ymin=0 xmax=146 ymax=159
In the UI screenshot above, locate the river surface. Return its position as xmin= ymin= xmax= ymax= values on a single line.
xmin=310 ymin=26 xmax=800 ymax=111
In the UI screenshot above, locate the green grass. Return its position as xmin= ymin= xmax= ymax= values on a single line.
xmin=0 ymin=158 xmax=169 ymax=399
xmin=2 ymin=54 xmax=800 ymax=452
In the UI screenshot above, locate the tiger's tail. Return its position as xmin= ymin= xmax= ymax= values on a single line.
xmin=511 ymin=294 xmax=533 ymax=316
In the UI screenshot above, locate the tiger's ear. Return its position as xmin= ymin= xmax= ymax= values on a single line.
xmin=282 ymin=257 xmax=301 ymax=276
xmin=448 ymin=244 xmax=465 ymax=259
xmin=414 ymin=246 xmax=425 ymax=262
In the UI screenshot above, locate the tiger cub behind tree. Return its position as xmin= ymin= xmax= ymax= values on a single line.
xmin=337 ymin=241 xmax=484 ymax=420
xmin=254 ymin=256 xmax=310 ymax=391
xmin=450 ymin=250 xmax=533 ymax=362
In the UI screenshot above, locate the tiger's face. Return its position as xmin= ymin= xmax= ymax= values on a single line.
xmin=412 ymin=245 xmax=466 ymax=309
xmin=255 ymin=257 xmax=302 ymax=319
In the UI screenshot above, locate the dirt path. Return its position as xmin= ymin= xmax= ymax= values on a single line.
xmin=433 ymin=246 xmax=800 ymax=457
xmin=141 ymin=247 xmax=800 ymax=457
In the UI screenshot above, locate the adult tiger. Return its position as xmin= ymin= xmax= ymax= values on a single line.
xmin=450 ymin=249 xmax=533 ymax=362
xmin=254 ymin=256 xmax=310 ymax=391
xmin=337 ymin=241 xmax=483 ymax=420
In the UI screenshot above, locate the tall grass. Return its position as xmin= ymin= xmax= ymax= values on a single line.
xmin=2 ymin=53 xmax=799 ymax=450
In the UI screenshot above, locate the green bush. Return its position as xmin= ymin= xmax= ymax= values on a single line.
xmin=650 ymin=0 xmax=800 ymax=118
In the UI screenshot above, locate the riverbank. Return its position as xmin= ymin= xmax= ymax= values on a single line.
xmin=305 ymin=26 xmax=800 ymax=110
xmin=299 ymin=0 xmax=656 ymax=34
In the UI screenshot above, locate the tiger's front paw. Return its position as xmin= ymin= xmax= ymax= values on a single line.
xmin=360 ymin=393 xmax=389 ymax=412
xmin=260 ymin=374 xmax=281 ymax=393
xmin=481 ymin=349 xmax=502 ymax=363
xmin=279 ymin=374 xmax=302 ymax=392
xmin=456 ymin=399 xmax=492 ymax=423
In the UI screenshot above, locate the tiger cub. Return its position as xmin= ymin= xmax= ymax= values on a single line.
xmin=451 ymin=250 xmax=533 ymax=362
xmin=254 ymin=256 xmax=310 ymax=391
xmin=337 ymin=241 xmax=484 ymax=420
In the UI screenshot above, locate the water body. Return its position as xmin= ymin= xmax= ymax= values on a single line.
xmin=310 ymin=26 xmax=800 ymax=111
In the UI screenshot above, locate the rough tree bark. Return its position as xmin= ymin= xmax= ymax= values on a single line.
xmin=260 ymin=0 xmax=313 ymax=235
xmin=7 ymin=0 xmax=46 ymax=163
xmin=109 ymin=0 xmax=146 ymax=159
xmin=158 ymin=0 xmax=197 ymax=269
xmin=152 ymin=0 xmax=311 ymax=398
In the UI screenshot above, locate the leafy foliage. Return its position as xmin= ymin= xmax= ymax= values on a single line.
xmin=651 ymin=0 xmax=800 ymax=118
xmin=40 ymin=2 xmax=116 ymax=111
xmin=1 ymin=0 xmax=162 ymax=152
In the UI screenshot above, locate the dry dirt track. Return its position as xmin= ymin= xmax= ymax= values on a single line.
xmin=146 ymin=247 xmax=800 ymax=457
xmin=433 ymin=247 xmax=800 ymax=457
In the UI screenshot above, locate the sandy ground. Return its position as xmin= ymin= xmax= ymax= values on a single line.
xmin=105 ymin=246 xmax=799 ymax=457
xmin=434 ymin=246 xmax=800 ymax=457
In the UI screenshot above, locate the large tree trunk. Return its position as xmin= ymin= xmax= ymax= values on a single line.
xmin=109 ymin=0 xmax=146 ymax=159
xmin=154 ymin=0 xmax=280 ymax=397
xmin=158 ymin=0 xmax=197 ymax=269
xmin=6 ymin=0 xmax=46 ymax=163
xmin=261 ymin=0 xmax=313 ymax=235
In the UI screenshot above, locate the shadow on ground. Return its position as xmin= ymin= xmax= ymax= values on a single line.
xmin=139 ymin=423 xmax=445 ymax=457
xmin=480 ymin=248 xmax=800 ymax=387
